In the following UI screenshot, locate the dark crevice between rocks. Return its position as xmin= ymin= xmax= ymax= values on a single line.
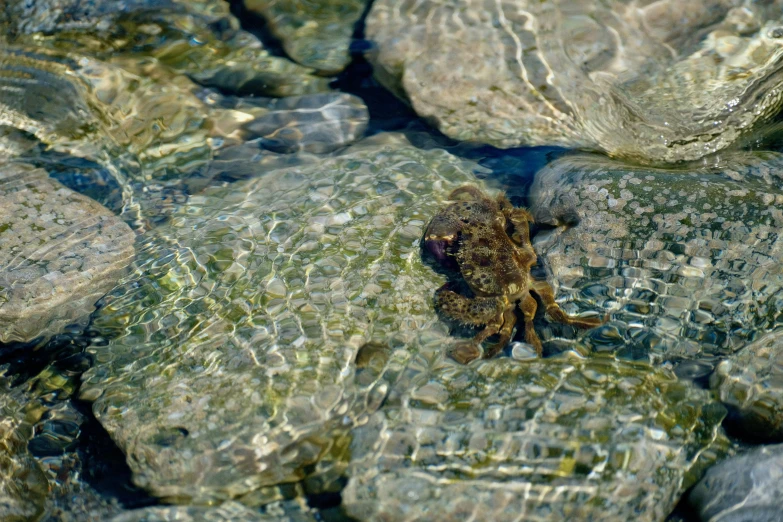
xmin=666 ymin=485 xmax=701 ymax=522
xmin=26 ymin=151 xmax=125 ymax=215
xmin=227 ymin=0 xmax=288 ymax=59
xmin=0 ymin=323 xmax=93 ymax=387
xmin=227 ymin=0 xmax=421 ymax=133
xmin=331 ymin=0 xmax=422 ymax=134
xmin=0 ymin=320 xmax=159 ymax=511
xmin=303 ymin=477 xmax=360 ymax=522
xmin=720 ymin=405 xmax=781 ymax=445
xmin=70 ymin=398 xmax=160 ymax=510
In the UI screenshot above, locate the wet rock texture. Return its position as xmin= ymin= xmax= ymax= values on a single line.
xmin=242 ymin=93 xmax=369 ymax=154
xmin=109 ymin=501 xmax=316 ymax=522
xmin=0 ymin=0 xmax=371 ymax=231
xmin=529 ymin=152 xmax=783 ymax=363
xmin=711 ymin=329 xmax=783 ymax=442
xmin=0 ymin=163 xmax=135 ymax=344
xmin=0 ymin=377 xmax=49 ymax=522
xmin=78 ymin=134 xmax=486 ymax=503
xmin=689 ymin=444 xmax=783 ymax=522
xmin=244 ymin=0 xmax=369 ymax=73
xmin=2 ymin=0 xmax=331 ymax=98
xmin=366 ymin=0 xmax=783 ymax=162
xmin=343 ymin=357 xmax=728 ymax=522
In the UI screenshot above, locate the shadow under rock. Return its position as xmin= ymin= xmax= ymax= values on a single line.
xmin=665 ymin=485 xmax=702 ymax=522
xmin=0 ymin=324 xmax=96 ymax=387
xmin=227 ymin=0 xmax=288 ymax=59
xmin=71 ymin=398 xmax=160 ymax=510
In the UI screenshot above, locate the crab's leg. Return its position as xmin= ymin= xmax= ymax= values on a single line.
xmin=502 ymin=204 xmax=536 ymax=249
xmin=449 ymin=185 xmax=487 ymax=201
xmin=448 ymin=312 xmax=503 ymax=365
xmin=482 ymin=306 xmax=517 ymax=359
xmin=519 ymin=292 xmax=544 ymax=356
xmin=530 ymin=279 xmax=606 ymax=328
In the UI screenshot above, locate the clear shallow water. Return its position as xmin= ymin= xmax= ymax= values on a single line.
xmin=2 ymin=1 xmax=783 ymax=521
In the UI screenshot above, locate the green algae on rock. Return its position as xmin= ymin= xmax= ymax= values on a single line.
xmin=366 ymin=0 xmax=783 ymax=163
xmin=528 ymin=152 xmax=783 ymax=362
xmin=343 ymin=356 xmax=729 ymax=522
xmin=0 ymin=377 xmax=50 ymax=522
xmin=0 ymin=163 xmax=135 ymax=344
xmin=244 ymin=0 xmax=369 ymax=73
xmin=78 ymin=133 xmax=489 ymax=503
xmin=711 ymin=328 xmax=783 ymax=442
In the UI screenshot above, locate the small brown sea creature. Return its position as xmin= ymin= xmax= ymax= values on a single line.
xmin=425 ymin=186 xmax=605 ymax=364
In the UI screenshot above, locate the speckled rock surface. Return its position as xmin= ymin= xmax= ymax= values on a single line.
xmin=528 ymin=152 xmax=783 ymax=363
xmin=711 ymin=329 xmax=783 ymax=442
xmin=689 ymin=444 xmax=783 ymax=522
xmin=343 ymin=356 xmax=729 ymax=522
xmin=366 ymin=0 xmax=783 ymax=163
xmin=0 ymin=162 xmax=135 ymax=344
xmin=109 ymin=501 xmax=316 ymax=522
xmin=78 ymin=133 xmax=489 ymax=503
xmin=244 ymin=0 xmax=369 ymax=73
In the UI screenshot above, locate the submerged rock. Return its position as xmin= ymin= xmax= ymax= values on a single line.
xmin=109 ymin=501 xmax=316 ymax=522
xmin=0 ymin=45 xmax=222 ymax=223
xmin=244 ymin=0 xmax=369 ymax=73
xmin=78 ymin=134 xmax=488 ymax=503
xmin=2 ymin=0 xmax=330 ymax=98
xmin=366 ymin=0 xmax=783 ymax=163
xmin=0 ymin=377 xmax=49 ymax=522
xmin=0 ymin=163 xmax=135 ymax=344
xmin=528 ymin=152 xmax=783 ymax=363
xmin=343 ymin=356 xmax=728 ymax=522
xmin=242 ymin=93 xmax=369 ymax=154
xmin=204 ymin=91 xmax=369 ymax=155
xmin=0 ymin=0 xmax=361 ymax=228
xmin=711 ymin=329 xmax=783 ymax=442
xmin=689 ymin=444 xmax=783 ymax=522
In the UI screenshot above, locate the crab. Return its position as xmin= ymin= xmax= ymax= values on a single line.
xmin=425 ymin=185 xmax=605 ymax=364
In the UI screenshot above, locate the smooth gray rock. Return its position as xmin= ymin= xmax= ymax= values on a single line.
xmin=689 ymin=444 xmax=783 ymax=522
xmin=0 ymin=163 xmax=135 ymax=344
xmin=366 ymin=0 xmax=783 ymax=163
xmin=528 ymin=152 xmax=783 ymax=363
